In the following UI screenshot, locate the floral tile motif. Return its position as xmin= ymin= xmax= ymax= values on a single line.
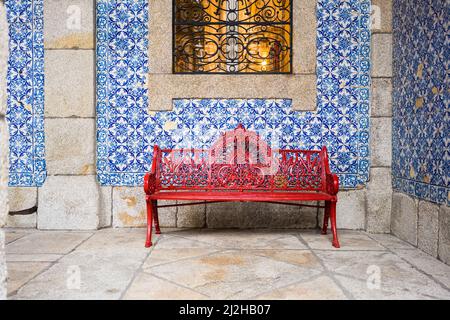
xmin=96 ymin=0 xmax=371 ymax=188
xmin=5 ymin=0 xmax=46 ymax=187
xmin=392 ymin=0 xmax=449 ymax=205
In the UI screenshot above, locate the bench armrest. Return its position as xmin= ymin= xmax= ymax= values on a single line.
xmin=144 ymin=172 xmax=156 ymax=195
xmin=326 ymin=173 xmax=339 ymax=195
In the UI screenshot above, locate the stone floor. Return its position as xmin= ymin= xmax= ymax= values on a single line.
xmin=4 ymin=228 xmax=450 ymax=300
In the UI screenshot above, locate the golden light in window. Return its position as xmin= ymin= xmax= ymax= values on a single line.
xmin=174 ymin=0 xmax=292 ymax=74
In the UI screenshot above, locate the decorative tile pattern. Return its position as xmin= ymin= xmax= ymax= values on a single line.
xmin=5 ymin=0 xmax=46 ymax=187
xmin=96 ymin=0 xmax=371 ymax=188
xmin=392 ymin=0 xmax=449 ymax=206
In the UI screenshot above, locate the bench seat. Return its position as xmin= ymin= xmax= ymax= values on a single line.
xmin=148 ymin=191 xmax=337 ymax=202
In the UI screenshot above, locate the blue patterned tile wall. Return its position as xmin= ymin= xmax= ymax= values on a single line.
xmin=5 ymin=0 xmax=46 ymax=187
xmin=392 ymin=0 xmax=449 ymax=206
xmin=96 ymin=0 xmax=371 ymax=188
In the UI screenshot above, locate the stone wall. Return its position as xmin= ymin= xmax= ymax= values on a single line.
xmin=0 ymin=0 xmax=9 ymax=300
xmin=392 ymin=193 xmax=450 ymax=265
xmin=8 ymin=0 xmax=384 ymax=232
xmin=390 ymin=0 xmax=449 ymax=266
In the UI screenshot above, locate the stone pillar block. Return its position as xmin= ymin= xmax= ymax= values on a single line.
xmin=391 ymin=192 xmax=418 ymax=246
xmin=177 ymin=201 xmax=206 ymax=228
xmin=336 ymin=190 xmax=366 ymax=230
xmin=371 ymin=33 xmax=393 ymax=77
xmin=366 ymin=168 xmax=392 ymax=233
xmin=44 ymin=50 xmax=95 ymax=117
xmin=371 ymin=0 xmax=393 ymax=33
xmin=206 ymin=202 xmax=317 ymax=229
xmin=45 ymin=118 xmax=95 ymax=175
xmin=38 ymin=176 xmax=111 ymax=230
xmin=371 ymin=78 xmax=392 ymax=117
xmin=438 ymin=205 xmax=450 ymax=265
xmin=112 ymin=187 xmax=176 ymax=228
xmin=0 ymin=119 xmax=8 ymax=228
xmin=44 ymin=0 xmax=95 ymax=49
xmin=417 ymin=201 xmax=439 ymax=257
xmin=6 ymin=187 xmax=38 ymax=228
xmin=371 ymin=118 xmax=392 ymax=167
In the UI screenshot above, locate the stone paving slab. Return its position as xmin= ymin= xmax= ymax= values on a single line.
xmin=392 ymin=248 xmax=450 ymax=290
xmin=164 ymin=229 xmax=308 ymax=250
xmin=5 ymin=228 xmax=450 ymax=300
xmin=6 ymin=254 xmax=63 ymax=263
xmin=7 ymin=262 xmax=51 ymax=295
xmin=301 ymin=230 xmax=386 ymax=251
xmin=123 ymin=273 xmax=209 ymax=300
xmin=145 ymin=249 xmax=322 ymax=299
xmin=363 ymin=232 xmax=417 ymax=250
xmin=5 ymin=231 xmax=30 ymax=244
xmin=316 ymin=250 xmax=450 ymax=300
xmin=6 ymin=231 xmax=92 ymax=255
xmin=253 ymin=276 xmax=347 ymax=300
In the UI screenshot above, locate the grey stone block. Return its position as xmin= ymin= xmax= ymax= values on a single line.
xmin=206 ymin=202 xmax=317 ymax=229
xmin=417 ymin=201 xmax=439 ymax=257
xmin=44 ymin=0 xmax=95 ymax=49
xmin=0 ymin=119 xmax=9 ymax=228
xmin=44 ymin=50 xmax=95 ymax=117
xmin=371 ymin=78 xmax=392 ymax=117
xmin=336 ymin=190 xmax=366 ymax=230
xmin=366 ymin=168 xmax=392 ymax=233
xmin=112 ymin=187 xmax=176 ymax=228
xmin=0 ymin=230 xmax=5 ymax=300
xmin=38 ymin=176 xmax=111 ymax=230
xmin=371 ymin=118 xmax=392 ymax=167
xmin=438 ymin=205 xmax=450 ymax=265
xmin=177 ymin=201 xmax=206 ymax=228
xmin=8 ymin=187 xmax=37 ymax=212
xmin=113 ymin=187 xmax=146 ymax=228
xmin=6 ymin=214 xmax=37 ymax=229
xmin=45 ymin=118 xmax=95 ymax=175
xmin=7 ymin=187 xmax=38 ymax=228
xmin=371 ymin=33 xmax=393 ymax=77
xmin=391 ymin=193 xmax=418 ymax=246
xmin=371 ymin=0 xmax=393 ymax=33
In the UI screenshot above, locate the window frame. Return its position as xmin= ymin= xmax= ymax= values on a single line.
xmin=172 ymin=0 xmax=293 ymax=75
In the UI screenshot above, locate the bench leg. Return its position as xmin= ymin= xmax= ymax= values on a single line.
xmin=145 ymin=198 xmax=154 ymax=248
xmin=321 ymin=201 xmax=330 ymax=235
xmin=153 ymin=200 xmax=161 ymax=235
xmin=330 ymin=200 xmax=340 ymax=248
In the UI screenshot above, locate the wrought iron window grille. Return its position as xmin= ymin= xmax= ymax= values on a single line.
xmin=173 ymin=0 xmax=293 ymax=74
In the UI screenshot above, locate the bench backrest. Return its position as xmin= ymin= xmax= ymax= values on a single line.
xmin=150 ymin=125 xmax=331 ymax=192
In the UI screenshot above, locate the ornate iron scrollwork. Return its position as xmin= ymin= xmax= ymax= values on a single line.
xmin=173 ymin=0 xmax=292 ymax=74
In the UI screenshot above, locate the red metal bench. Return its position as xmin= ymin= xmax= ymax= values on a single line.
xmin=144 ymin=125 xmax=340 ymax=248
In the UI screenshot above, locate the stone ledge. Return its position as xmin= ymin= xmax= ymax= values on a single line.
xmin=148 ymin=74 xmax=317 ymax=112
